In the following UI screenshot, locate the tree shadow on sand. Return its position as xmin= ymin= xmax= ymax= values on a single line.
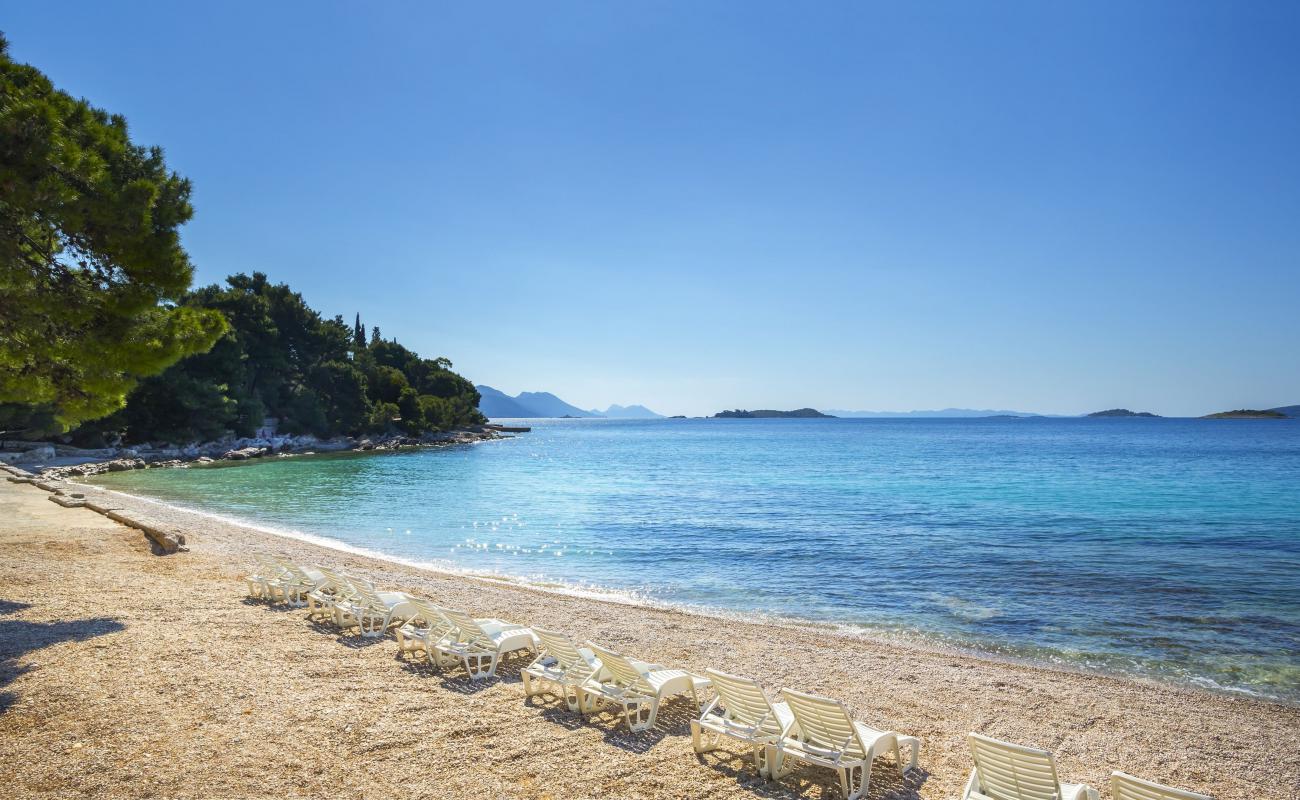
xmin=0 ymin=601 xmax=125 ymax=715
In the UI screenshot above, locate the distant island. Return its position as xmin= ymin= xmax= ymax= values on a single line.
xmin=1201 ymin=409 xmax=1288 ymax=420
xmin=1087 ymin=409 xmax=1161 ymax=418
xmin=713 ymin=408 xmax=834 ymax=419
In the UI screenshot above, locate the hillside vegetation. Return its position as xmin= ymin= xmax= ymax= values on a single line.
xmin=51 ymin=273 xmax=484 ymax=445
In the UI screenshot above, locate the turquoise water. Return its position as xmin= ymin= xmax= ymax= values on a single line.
xmin=88 ymin=418 xmax=1300 ymax=701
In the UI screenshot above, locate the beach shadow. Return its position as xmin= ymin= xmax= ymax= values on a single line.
xmin=871 ymin=766 xmax=928 ymax=800
xmin=531 ymin=700 xmax=588 ymax=731
xmin=757 ymin=761 xmax=928 ymax=800
xmin=0 ymin=615 xmax=125 ymax=716
xmin=437 ymin=674 xmax=501 ymax=695
xmin=262 ymin=602 xmax=307 ymax=614
xmin=0 ymin=600 xmax=32 ymax=616
xmin=306 ymin=619 xmax=345 ymax=636
xmin=579 ymin=696 xmax=698 ymax=753
xmin=239 ymin=597 xmax=290 ymax=609
xmin=396 ymin=657 xmax=444 ymax=680
xmin=693 ymin=749 xmax=797 ymax=798
xmin=334 ymin=634 xmax=391 ymax=649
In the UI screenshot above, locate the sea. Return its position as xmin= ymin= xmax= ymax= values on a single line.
xmin=86 ymin=417 xmax=1300 ymax=702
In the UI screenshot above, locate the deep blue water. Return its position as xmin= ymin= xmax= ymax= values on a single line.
xmin=89 ymin=417 xmax=1300 ymax=701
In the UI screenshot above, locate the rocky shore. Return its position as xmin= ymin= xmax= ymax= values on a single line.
xmin=0 ymin=426 xmax=504 ymax=479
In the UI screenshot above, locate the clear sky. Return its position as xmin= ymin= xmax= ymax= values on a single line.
xmin=5 ymin=2 xmax=1299 ymax=417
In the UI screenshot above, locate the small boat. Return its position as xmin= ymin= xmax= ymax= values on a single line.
xmin=485 ymin=424 xmax=531 ymax=433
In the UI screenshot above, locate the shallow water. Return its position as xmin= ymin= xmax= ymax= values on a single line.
xmin=89 ymin=417 xmax=1300 ymax=701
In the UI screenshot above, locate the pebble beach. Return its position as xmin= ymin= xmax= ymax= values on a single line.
xmin=1 ymin=478 xmax=1296 ymax=800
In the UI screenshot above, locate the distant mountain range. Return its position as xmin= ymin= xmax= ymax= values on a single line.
xmin=476 ymin=390 xmax=1300 ymax=421
xmin=597 ymin=404 xmax=665 ymax=419
xmin=475 ymin=386 xmax=662 ymax=419
xmin=826 ymin=408 xmax=1059 ymax=418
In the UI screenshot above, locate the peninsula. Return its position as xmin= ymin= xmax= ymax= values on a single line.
xmin=1201 ymin=409 xmax=1288 ymax=419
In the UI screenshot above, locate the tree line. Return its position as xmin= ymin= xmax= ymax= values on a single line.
xmin=74 ymin=273 xmax=485 ymax=445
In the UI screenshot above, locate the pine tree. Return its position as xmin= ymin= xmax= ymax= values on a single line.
xmin=353 ymin=313 xmax=366 ymax=351
xmin=0 ymin=34 xmax=226 ymax=431
xmin=370 ymin=326 xmax=382 ymax=346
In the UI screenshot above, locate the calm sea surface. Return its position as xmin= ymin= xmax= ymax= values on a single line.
xmin=88 ymin=418 xmax=1300 ymax=701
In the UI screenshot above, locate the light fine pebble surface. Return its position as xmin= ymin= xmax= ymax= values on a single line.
xmin=0 ymin=480 xmax=1296 ymax=799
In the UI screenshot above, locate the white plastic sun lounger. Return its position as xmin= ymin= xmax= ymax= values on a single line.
xmin=265 ymin=563 xmax=324 ymax=607
xmin=522 ymin=628 xmax=603 ymax=711
xmin=962 ymin=733 xmax=1098 ymax=800
xmin=432 ymin=606 xmax=538 ymax=680
xmin=305 ymin=566 xmax=358 ymax=622
xmin=579 ymin=642 xmax=710 ymax=733
xmin=332 ymin=576 xmax=416 ymax=637
xmin=768 ymin=688 xmax=920 ymax=800
xmin=395 ymin=598 xmax=458 ymax=660
xmin=245 ymin=555 xmax=287 ymax=599
xmin=691 ymin=669 xmax=794 ymax=776
xmin=1111 ymin=771 xmax=1211 ymax=800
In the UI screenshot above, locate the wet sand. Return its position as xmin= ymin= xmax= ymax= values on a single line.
xmin=1 ymin=479 xmax=1295 ymax=799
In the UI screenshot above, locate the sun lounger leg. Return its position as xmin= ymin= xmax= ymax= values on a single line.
xmin=841 ymin=762 xmax=870 ymax=800
xmin=690 ymin=720 xmax=716 ymax=754
xmin=897 ymin=735 xmax=920 ymax=772
xmin=766 ymin=745 xmax=789 ymax=779
xmin=622 ymin=698 xmax=654 ymax=732
xmin=563 ymin=685 xmax=582 ymax=712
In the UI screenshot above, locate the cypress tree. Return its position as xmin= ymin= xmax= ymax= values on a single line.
xmin=354 ymin=313 xmax=366 ymax=350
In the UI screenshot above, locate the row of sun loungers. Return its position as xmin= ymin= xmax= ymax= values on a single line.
xmin=245 ymin=556 xmax=1211 ymax=800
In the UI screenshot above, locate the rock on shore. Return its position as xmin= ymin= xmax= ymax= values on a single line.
xmin=4 ymin=426 xmax=503 ymax=479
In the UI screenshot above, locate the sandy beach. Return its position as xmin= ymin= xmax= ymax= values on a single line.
xmin=1 ymin=477 xmax=1296 ymax=800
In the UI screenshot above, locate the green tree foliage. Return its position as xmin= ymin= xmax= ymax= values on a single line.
xmin=0 ymin=34 xmax=226 ymax=432
xmin=353 ymin=313 xmax=365 ymax=352
xmin=73 ymin=272 xmax=485 ymax=445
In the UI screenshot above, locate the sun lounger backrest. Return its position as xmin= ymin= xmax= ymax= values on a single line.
xmin=533 ymin=627 xmax=588 ymax=671
xmin=1111 ymin=772 xmax=1212 ymax=800
xmin=315 ymin=567 xmax=353 ymax=595
xmin=587 ymin=643 xmax=653 ymax=693
xmin=348 ymin=580 xmax=385 ymax=609
xmin=781 ymin=688 xmax=867 ymax=760
xmin=408 ymin=599 xmax=455 ymax=635
xmin=284 ymin=563 xmax=315 ymax=584
xmin=257 ymin=555 xmax=285 ymax=576
xmin=967 ymin=733 xmax=1062 ymax=800
xmin=440 ymin=607 xmax=492 ymax=645
xmin=706 ymin=669 xmax=783 ymax=736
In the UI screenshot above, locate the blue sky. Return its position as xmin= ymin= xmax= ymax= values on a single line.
xmin=6 ymin=2 xmax=1298 ymax=416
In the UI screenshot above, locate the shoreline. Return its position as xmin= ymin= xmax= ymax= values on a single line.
xmin=68 ymin=478 xmax=1297 ymax=708
xmin=2 ymin=477 xmax=1297 ymax=798
xmin=2 ymin=425 xmax=505 ymax=478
